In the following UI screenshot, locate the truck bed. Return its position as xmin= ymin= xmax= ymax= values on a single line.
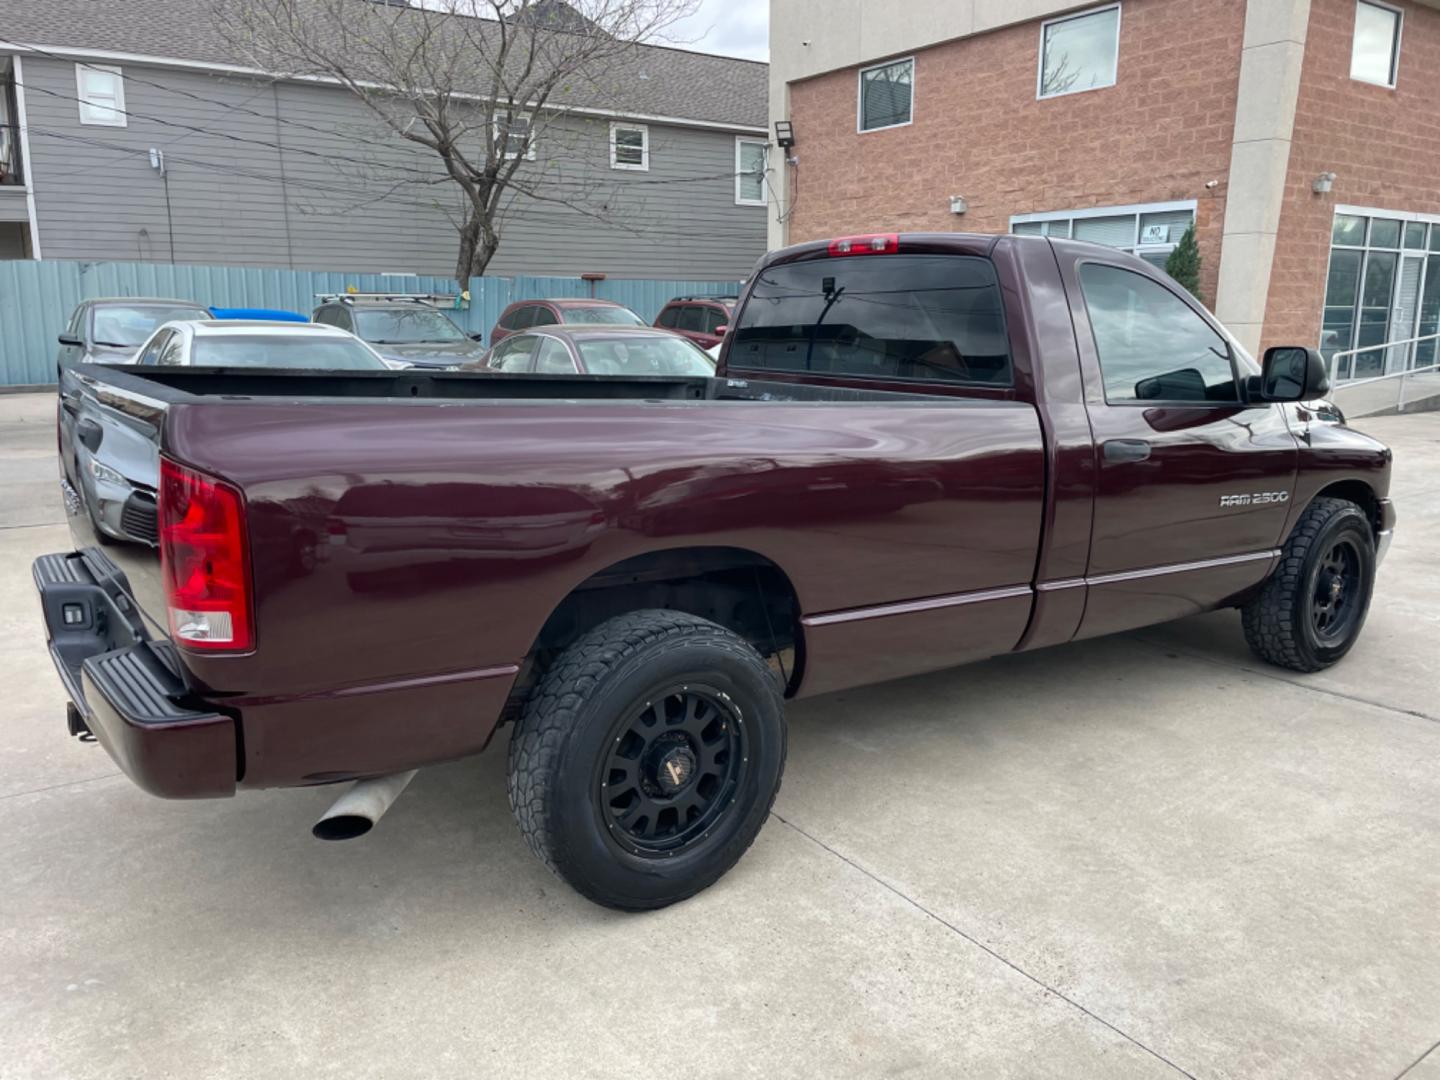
xmin=58 ymin=363 xmax=1046 ymax=793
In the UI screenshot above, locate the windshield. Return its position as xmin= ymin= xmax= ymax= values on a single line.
xmin=561 ymin=306 xmax=646 ymax=327
xmin=190 ymin=335 xmax=386 ymax=370
xmin=576 ymin=336 xmax=715 ymax=376
xmin=729 ymin=255 xmax=1011 ymax=385
xmin=91 ymin=304 xmax=208 ymax=347
xmin=353 ymin=308 xmax=468 ymax=344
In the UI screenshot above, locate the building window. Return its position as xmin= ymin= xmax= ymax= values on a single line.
xmin=1010 ymin=201 xmax=1195 ymax=268
xmin=857 ymin=57 xmax=914 ymax=132
xmin=1322 ymin=208 xmax=1439 ymax=379
xmin=735 ymin=138 xmax=768 ymax=206
xmin=1351 ymin=1 xmax=1402 ymax=87
xmin=493 ymin=113 xmax=534 ymax=161
xmin=610 ymin=122 xmax=648 ymax=170
xmin=1039 ymin=4 xmax=1120 ymax=99
xmin=76 ymin=64 xmax=126 ymax=127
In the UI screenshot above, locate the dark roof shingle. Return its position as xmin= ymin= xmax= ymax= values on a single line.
xmin=0 ymin=0 xmax=768 ymax=128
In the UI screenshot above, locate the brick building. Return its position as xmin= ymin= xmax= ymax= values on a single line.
xmin=766 ymin=0 xmax=1440 ymax=376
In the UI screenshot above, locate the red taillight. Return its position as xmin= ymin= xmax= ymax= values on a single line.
xmin=827 ymin=233 xmax=899 ymax=256
xmin=159 ymin=458 xmax=254 ymax=652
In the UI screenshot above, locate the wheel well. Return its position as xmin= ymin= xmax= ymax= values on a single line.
xmin=506 ymin=548 xmax=804 ymax=719
xmin=1311 ymin=480 xmax=1380 ymax=535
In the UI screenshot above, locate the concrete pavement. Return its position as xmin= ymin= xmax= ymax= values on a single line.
xmin=1 ymin=391 xmax=1437 ymax=1080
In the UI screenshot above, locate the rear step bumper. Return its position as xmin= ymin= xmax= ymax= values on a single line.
xmin=33 ymin=551 xmax=237 ymax=799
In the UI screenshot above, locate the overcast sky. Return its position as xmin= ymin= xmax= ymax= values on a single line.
xmin=661 ymin=0 xmax=769 ymax=61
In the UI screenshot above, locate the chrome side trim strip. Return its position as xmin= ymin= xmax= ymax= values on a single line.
xmin=1037 ymin=577 xmax=1086 ymax=592
xmin=806 ymin=550 xmax=1279 ymax=629
xmin=801 ymin=584 xmax=1033 ymax=628
xmin=1084 ymin=549 xmax=1278 ymax=588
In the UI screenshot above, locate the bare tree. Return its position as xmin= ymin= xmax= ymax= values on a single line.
xmin=215 ymin=0 xmax=698 ymax=285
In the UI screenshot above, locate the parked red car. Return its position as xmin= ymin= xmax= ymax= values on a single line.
xmin=489 ymin=298 xmax=646 ymax=345
xmin=654 ymin=295 xmax=737 ymax=350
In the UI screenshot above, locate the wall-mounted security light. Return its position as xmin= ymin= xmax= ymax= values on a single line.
xmin=1313 ymin=171 xmax=1336 ymax=194
xmin=949 ymin=195 xmax=968 ymax=215
xmin=775 ymin=120 xmax=796 ymax=149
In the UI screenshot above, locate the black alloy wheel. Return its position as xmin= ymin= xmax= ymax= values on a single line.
xmin=1310 ymin=538 xmax=1362 ymax=645
xmin=598 ymin=684 xmax=747 ymax=857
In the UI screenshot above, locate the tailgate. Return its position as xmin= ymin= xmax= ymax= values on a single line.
xmin=32 ymin=550 xmax=236 ymax=798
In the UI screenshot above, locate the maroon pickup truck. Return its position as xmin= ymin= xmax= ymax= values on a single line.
xmin=37 ymin=233 xmax=1395 ymax=910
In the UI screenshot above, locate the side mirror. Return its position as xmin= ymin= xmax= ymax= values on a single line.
xmin=1260 ymin=346 xmax=1330 ymax=402
xmin=715 ymin=324 xmax=729 ymax=336
xmin=469 ymin=332 xmax=485 ymax=342
xmin=77 ymin=417 xmax=104 ymax=452
xmin=58 ymin=334 xmax=82 ymax=347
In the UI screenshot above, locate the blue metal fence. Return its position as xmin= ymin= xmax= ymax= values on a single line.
xmin=0 ymin=260 xmax=742 ymax=386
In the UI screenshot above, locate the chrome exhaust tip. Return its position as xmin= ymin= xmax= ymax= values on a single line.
xmin=312 ymin=770 xmax=418 ymax=841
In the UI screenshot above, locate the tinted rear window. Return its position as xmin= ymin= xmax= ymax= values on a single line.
xmin=190 ymin=335 xmax=385 ymax=370
xmin=562 ymin=306 xmax=646 ymax=326
xmin=729 ymin=255 xmax=1011 ymax=385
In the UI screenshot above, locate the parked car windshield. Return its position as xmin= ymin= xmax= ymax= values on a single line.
xmin=91 ymin=304 xmax=208 ymax=347
xmin=729 ymin=255 xmax=1012 ymax=385
xmin=576 ymin=336 xmax=715 ymax=376
xmin=353 ymin=308 xmax=468 ymax=344
xmin=191 ymin=335 xmax=386 ymax=370
xmin=561 ymin=306 xmax=647 ymax=327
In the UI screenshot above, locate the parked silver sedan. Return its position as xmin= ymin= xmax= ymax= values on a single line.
xmin=131 ymin=320 xmax=390 ymax=370
xmin=471 ymin=325 xmax=715 ymax=376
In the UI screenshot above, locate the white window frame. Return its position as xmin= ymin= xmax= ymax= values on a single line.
xmin=734 ymin=137 xmax=768 ymax=207
xmin=856 ymin=56 xmax=915 ymax=134
xmin=1037 ymin=3 xmax=1121 ymax=101
xmin=609 ymin=122 xmax=649 ymax=171
xmin=493 ymin=112 xmax=535 ymax=161
xmin=1010 ymin=199 xmax=1196 ymax=261
xmin=75 ymin=63 xmax=127 ymax=127
xmin=1350 ymin=0 xmax=1403 ymax=89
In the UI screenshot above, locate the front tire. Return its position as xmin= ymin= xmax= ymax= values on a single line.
xmin=1242 ymin=497 xmax=1376 ymax=672
xmin=507 ymin=610 xmax=786 ymax=911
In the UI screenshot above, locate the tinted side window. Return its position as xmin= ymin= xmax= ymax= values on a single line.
xmin=656 ymin=305 xmax=679 ymax=328
xmin=676 ymin=305 xmax=705 ymax=333
xmin=138 ymin=330 xmax=172 ymax=365
xmin=532 ymin=306 xmax=559 ymax=327
xmin=494 ymin=335 xmax=539 ymax=372
xmin=156 ymin=333 xmax=186 ymax=366
xmin=535 ymin=337 xmax=576 ymax=373
xmin=703 ymin=307 xmax=729 ymax=334
xmin=1079 ymin=264 xmax=1238 ymax=404
xmin=730 ymin=255 xmax=1012 ymax=385
xmin=508 ymin=306 xmax=535 ymax=330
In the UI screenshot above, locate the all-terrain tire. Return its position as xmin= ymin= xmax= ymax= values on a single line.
xmin=1241 ymin=497 xmax=1375 ymax=672
xmin=507 ymin=609 xmax=786 ymax=911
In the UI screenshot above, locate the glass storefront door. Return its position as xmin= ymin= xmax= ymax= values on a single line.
xmin=1321 ymin=211 xmax=1440 ymax=379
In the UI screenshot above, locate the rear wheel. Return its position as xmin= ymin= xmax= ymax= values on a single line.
xmin=507 ymin=610 xmax=786 ymax=910
xmin=1241 ymin=497 xmax=1375 ymax=672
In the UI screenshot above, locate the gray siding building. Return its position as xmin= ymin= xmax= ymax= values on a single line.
xmin=0 ymin=1 xmax=769 ymax=280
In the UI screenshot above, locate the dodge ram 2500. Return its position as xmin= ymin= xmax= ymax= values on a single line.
xmin=36 ymin=232 xmax=1394 ymax=909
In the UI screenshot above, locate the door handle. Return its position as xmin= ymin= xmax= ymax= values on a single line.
xmin=1103 ymin=439 xmax=1152 ymax=463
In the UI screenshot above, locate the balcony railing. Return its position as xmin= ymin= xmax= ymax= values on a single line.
xmin=0 ymin=122 xmax=22 ymax=186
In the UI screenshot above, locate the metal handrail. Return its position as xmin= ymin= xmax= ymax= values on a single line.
xmin=1327 ymin=330 xmax=1440 ymax=386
